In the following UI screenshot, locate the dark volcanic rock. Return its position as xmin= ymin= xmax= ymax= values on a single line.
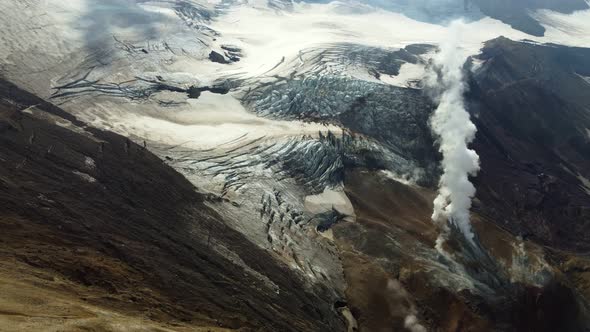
xmin=187 ymin=83 xmax=230 ymax=98
xmin=469 ymin=37 xmax=590 ymax=251
xmin=209 ymin=50 xmax=228 ymax=63
xmin=209 ymin=50 xmax=230 ymax=64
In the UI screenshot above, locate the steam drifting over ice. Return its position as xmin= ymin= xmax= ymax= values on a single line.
xmin=427 ymin=20 xmax=480 ymax=242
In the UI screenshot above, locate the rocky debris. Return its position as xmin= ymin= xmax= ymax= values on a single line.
xmin=187 ymin=84 xmax=230 ymax=99
xmin=209 ymin=50 xmax=230 ymax=64
xmin=209 ymin=49 xmax=240 ymax=64
xmin=314 ymin=208 xmax=347 ymax=232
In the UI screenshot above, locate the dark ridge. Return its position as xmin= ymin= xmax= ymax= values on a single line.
xmin=315 ymin=208 xmax=347 ymax=232
xmin=469 ymin=37 xmax=590 ymax=252
xmin=404 ymin=43 xmax=436 ymax=56
xmin=221 ymin=45 xmax=241 ymax=53
xmin=209 ymin=50 xmax=228 ymax=63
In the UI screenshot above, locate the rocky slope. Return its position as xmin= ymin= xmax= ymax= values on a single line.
xmin=469 ymin=37 xmax=590 ymax=252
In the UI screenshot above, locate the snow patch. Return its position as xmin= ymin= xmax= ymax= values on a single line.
xmin=304 ymin=187 xmax=355 ymax=220
xmin=380 ymin=62 xmax=426 ymax=88
xmin=380 ymin=169 xmax=423 ymax=186
xmin=83 ymin=92 xmax=339 ymax=150
xmin=470 ymin=57 xmax=485 ymax=73
xmin=84 ymin=157 xmax=96 ymax=170
xmin=578 ymin=74 xmax=590 ymax=85
xmin=73 ymin=171 xmax=96 ymax=183
xmin=404 ymin=315 xmax=427 ymax=332
xmin=534 ymin=8 xmax=590 ymax=47
xmin=578 ymin=173 xmax=590 ymax=195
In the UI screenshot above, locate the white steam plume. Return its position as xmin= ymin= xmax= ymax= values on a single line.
xmin=426 ymin=20 xmax=480 ymax=242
